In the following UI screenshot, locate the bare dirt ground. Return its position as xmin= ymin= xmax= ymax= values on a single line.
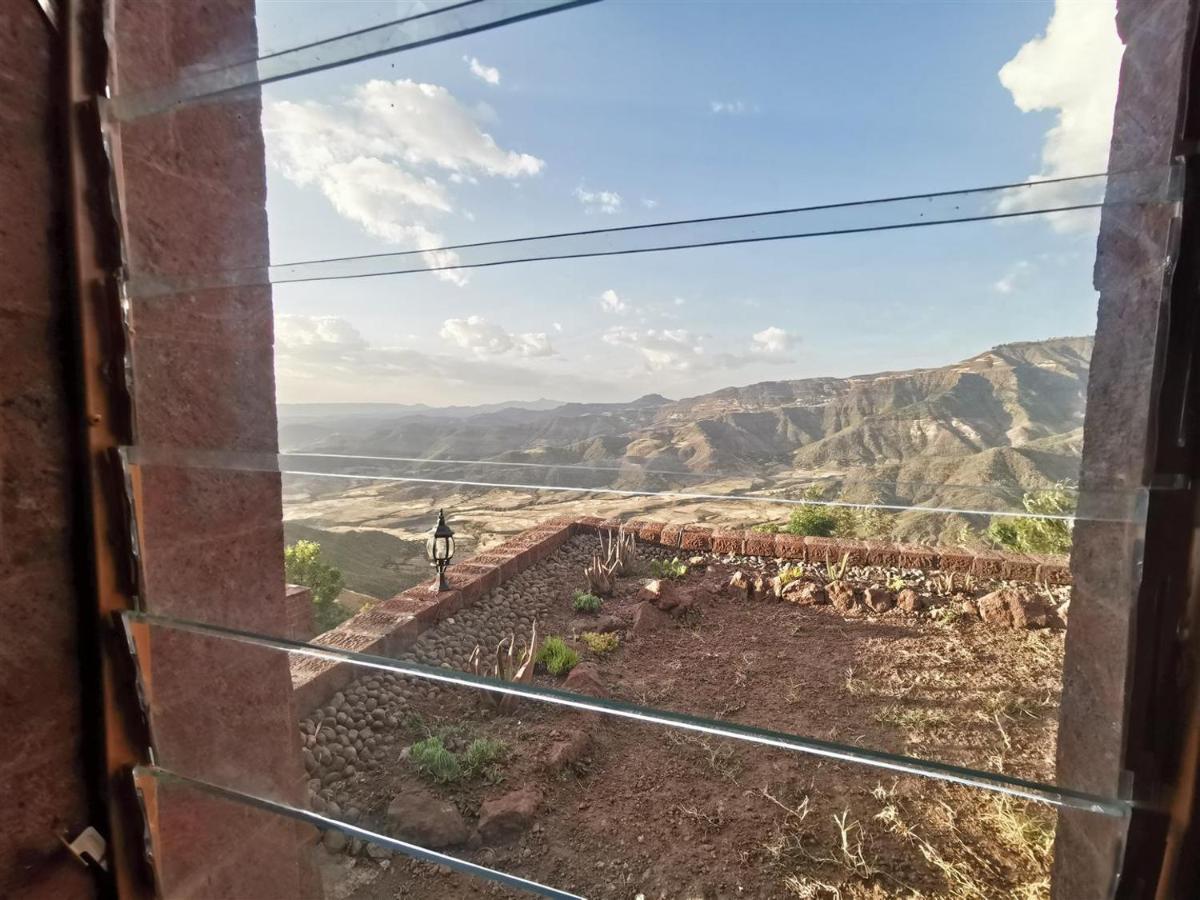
xmin=306 ymin=537 xmax=1069 ymax=899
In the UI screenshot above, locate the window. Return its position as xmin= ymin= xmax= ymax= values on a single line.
xmin=65 ymin=1 xmax=1199 ymax=897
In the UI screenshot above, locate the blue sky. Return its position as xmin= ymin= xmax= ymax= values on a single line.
xmin=256 ymin=0 xmax=1122 ymax=404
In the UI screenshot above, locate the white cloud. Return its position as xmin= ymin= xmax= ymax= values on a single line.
xmin=603 ymin=327 xmax=706 ymax=372
xmin=600 ymin=289 xmax=629 ymax=314
xmin=993 ymin=260 xmax=1032 ymax=294
xmin=751 ymin=326 xmax=795 ymax=355
xmin=552 ymin=322 xmax=563 ymax=332
xmin=464 ymin=55 xmax=501 ymax=85
xmin=264 ymin=79 xmax=544 ymax=283
xmin=710 ymin=100 xmax=756 ymax=115
xmin=274 ymin=314 xmax=599 ymax=403
xmin=996 ymin=0 xmax=1122 ymax=232
xmin=439 ymin=315 xmax=554 ymax=357
xmin=641 ymin=198 xmax=659 ymax=210
xmin=673 ymin=297 xmax=686 ymax=307
xmin=575 ymin=186 xmax=623 ymax=214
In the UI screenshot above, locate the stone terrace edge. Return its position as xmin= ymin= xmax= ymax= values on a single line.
xmin=289 ymin=518 xmax=1069 ymax=714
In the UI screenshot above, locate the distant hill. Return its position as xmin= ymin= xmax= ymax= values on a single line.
xmin=288 ymin=337 xmax=1090 ymax=491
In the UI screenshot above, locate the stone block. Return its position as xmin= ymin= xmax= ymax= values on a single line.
xmin=744 ymin=532 xmax=777 ymax=557
xmin=711 ymin=529 xmax=746 ymax=555
xmin=970 ymin=549 xmax=1006 ymax=579
xmin=679 ymin=525 xmax=714 ymax=552
xmin=659 ymin=523 xmax=686 ymax=548
xmin=897 ymin=544 xmax=938 ymax=570
xmin=636 ymin=521 xmax=666 ymax=544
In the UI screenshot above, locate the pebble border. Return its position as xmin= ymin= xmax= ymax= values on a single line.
xmin=291 ymin=517 xmax=1069 ymax=714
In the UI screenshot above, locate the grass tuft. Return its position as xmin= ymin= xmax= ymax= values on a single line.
xmin=408 ymin=735 xmax=462 ymax=783
xmin=537 ymin=636 xmax=579 ymax=676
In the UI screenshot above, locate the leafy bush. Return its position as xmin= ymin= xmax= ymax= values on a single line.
xmin=751 ymin=522 xmax=781 ymax=534
xmin=986 ymin=484 xmax=1074 ymax=555
xmin=408 ymin=736 xmax=462 ymax=783
xmin=762 ymin=488 xmax=896 ymax=541
xmin=649 ymin=557 xmax=689 ymax=579
xmin=886 ymin=574 xmax=907 ymax=593
xmin=284 ymin=540 xmax=349 ymax=632
xmin=580 ymin=631 xmax=619 ymax=653
xmin=461 ymin=738 xmax=507 ymax=779
xmin=536 ymin=636 xmax=579 ymax=676
xmin=782 ymin=489 xmax=839 ymax=537
xmin=572 ymin=590 xmax=603 ymax=613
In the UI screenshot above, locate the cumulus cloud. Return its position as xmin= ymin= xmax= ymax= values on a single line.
xmin=274 ymin=314 xmax=600 ymax=403
xmin=464 ymin=55 xmax=501 ymax=85
xmin=439 ymin=315 xmax=554 ymax=357
xmin=264 ymin=79 xmax=544 ymax=283
xmin=602 ymin=325 xmax=796 ymax=373
xmin=641 ymin=198 xmax=659 ymax=210
xmin=600 ymin=289 xmax=629 ymax=314
xmin=996 ymin=0 xmax=1122 ymax=232
xmin=575 ymin=186 xmax=623 ymax=214
xmin=751 ymin=326 xmax=795 ymax=354
xmin=603 ymin=327 xmax=705 ymax=372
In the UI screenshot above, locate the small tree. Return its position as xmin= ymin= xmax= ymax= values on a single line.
xmin=986 ymin=484 xmax=1074 ymax=556
xmin=284 ymin=540 xmax=348 ymax=631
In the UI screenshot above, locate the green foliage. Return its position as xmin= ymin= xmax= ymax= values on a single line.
xmin=284 ymin=540 xmax=349 ymax=632
xmin=764 ymin=488 xmax=896 ymax=541
xmin=461 ymin=738 xmax=507 ymax=779
xmin=408 ymin=736 xmax=462 ymax=783
xmin=572 ymin=590 xmax=603 ymax=613
xmin=750 ymin=522 xmax=781 ymax=534
xmin=777 ymin=565 xmax=806 ymax=589
xmin=580 ymin=631 xmax=619 ymax=653
xmin=409 ymin=735 xmax=508 ymax=784
xmin=782 ymin=489 xmax=839 ymax=537
xmin=886 ymin=574 xmax=907 ymax=593
xmin=986 ymin=484 xmax=1074 ymax=555
xmin=649 ymin=557 xmax=689 ymax=579
xmin=536 ymin=636 xmax=579 ymax=676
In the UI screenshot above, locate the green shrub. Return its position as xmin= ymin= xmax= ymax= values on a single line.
xmin=580 ymin=631 xmax=619 ymax=653
xmin=649 ymin=557 xmax=688 ymax=579
xmin=986 ymin=484 xmax=1074 ymax=555
xmin=886 ymin=574 xmax=907 ymax=592
xmin=408 ymin=736 xmax=462 ymax=783
xmin=461 ymin=738 xmax=507 ymax=779
xmin=284 ymin=540 xmax=349 ymax=632
xmin=572 ymin=590 xmax=603 ymax=613
xmin=537 ymin=636 xmax=579 ymax=676
xmin=751 ymin=522 xmax=781 ymax=534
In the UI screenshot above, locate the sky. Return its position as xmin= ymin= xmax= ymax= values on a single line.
xmin=254 ymin=0 xmax=1124 ymax=406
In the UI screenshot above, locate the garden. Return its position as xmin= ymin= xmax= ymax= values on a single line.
xmin=299 ymin=531 xmax=1069 ymax=899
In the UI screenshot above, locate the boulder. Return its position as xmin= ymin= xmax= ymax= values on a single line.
xmin=563 ymin=662 xmax=607 ymax=697
xmin=631 ymin=601 xmax=671 ymax=635
xmin=637 ymin=579 xmax=681 ymax=611
xmin=977 ymin=587 xmax=1060 ymax=629
xmin=478 ymin=787 xmax=540 ymax=844
xmin=545 ymin=729 xmax=592 ymax=772
xmin=783 ymin=580 xmax=828 ymax=606
xmin=828 ymin=581 xmax=859 ymax=613
xmin=727 ymin=570 xmax=753 ymax=600
xmin=896 ymin=588 xmax=923 ymax=613
xmin=386 ymin=786 xmax=469 ymax=848
xmin=863 ymin=586 xmax=895 ymax=614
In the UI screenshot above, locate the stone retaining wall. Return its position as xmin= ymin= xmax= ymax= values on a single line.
xmin=290 ymin=517 xmax=1068 ymax=714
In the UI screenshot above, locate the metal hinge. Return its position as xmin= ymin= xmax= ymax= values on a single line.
xmin=60 ymin=826 xmax=109 ymax=872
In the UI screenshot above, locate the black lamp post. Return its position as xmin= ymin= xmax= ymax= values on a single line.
xmin=427 ymin=509 xmax=455 ymax=592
